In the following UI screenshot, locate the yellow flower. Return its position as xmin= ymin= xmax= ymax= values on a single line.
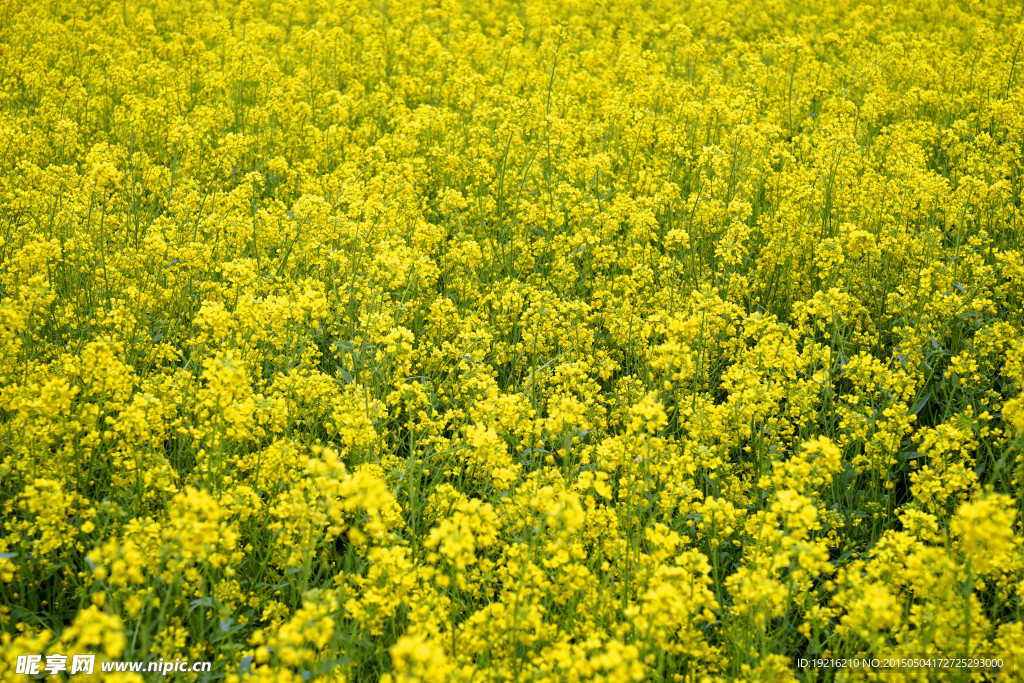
xmin=952 ymin=493 xmax=1018 ymax=575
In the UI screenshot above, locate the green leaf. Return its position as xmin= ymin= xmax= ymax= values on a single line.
xmin=910 ymin=392 xmax=931 ymax=416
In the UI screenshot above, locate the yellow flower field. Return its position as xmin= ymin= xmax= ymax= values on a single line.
xmin=2 ymin=0 xmax=1024 ymax=680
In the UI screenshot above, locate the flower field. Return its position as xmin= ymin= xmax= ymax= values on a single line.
xmin=2 ymin=0 xmax=1024 ymax=679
